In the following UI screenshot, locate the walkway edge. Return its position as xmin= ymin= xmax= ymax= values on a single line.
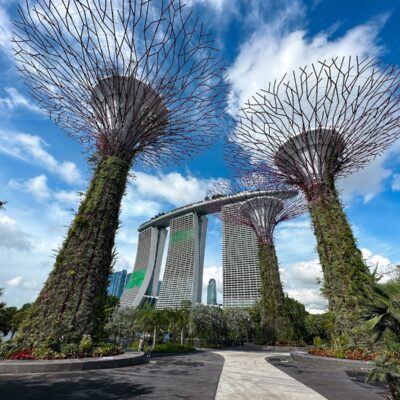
xmin=0 ymin=352 xmax=146 ymax=374
xmin=290 ymin=351 xmax=375 ymax=371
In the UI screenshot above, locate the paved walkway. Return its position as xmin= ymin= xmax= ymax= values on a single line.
xmin=0 ymin=352 xmax=224 ymax=400
xmin=214 ymin=351 xmax=327 ymax=400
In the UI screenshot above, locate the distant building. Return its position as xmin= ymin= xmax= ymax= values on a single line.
xmin=207 ymin=278 xmax=217 ymax=305
xmin=120 ymin=227 xmax=167 ymax=308
xmin=222 ymin=204 xmax=261 ymax=307
xmin=108 ymin=270 xmax=130 ymax=299
xmin=156 ymin=213 xmax=208 ymax=309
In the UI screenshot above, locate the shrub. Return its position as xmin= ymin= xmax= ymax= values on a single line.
xmin=60 ymin=343 xmax=79 ymax=358
xmin=32 ymin=347 xmax=59 ymax=360
xmin=154 ymin=343 xmax=194 ymax=353
xmin=92 ymin=343 xmax=123 ymax=357
xmin=79 ymin=334 xmax=93 ymax=354
xmin=0 ymin=341 xmax=20 ymax=359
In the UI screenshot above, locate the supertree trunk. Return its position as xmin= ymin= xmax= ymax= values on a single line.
xmin=19 ymin=156 xmax=131 ymax=347
xmin=258 ymin=241 xmax=293 ymax=344
xmin=306 ymin=181 xmax=374 ymax=336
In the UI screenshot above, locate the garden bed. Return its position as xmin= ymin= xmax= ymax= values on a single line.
xmin=290 ymin=351 xmax=375 ymax=371
xmin=0 ymin=352 xmax=146 ymax=374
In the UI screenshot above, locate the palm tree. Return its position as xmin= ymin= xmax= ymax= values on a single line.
xmin=176 ymin=301 xmax=192 ymax=346
xmin=136 ymin=305 xmax=167 ymax=351
xmin=367 ymin=355 xmax=400 ymax=400
xmin=362 ymin=278 xmax=400 ymax=399
xmin=362 ymin=279 xmax=400 ymax=342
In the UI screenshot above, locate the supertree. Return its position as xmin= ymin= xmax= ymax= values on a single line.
xmin=13 ymin=0 xmax=227 ymax=347
xmin=228 ymin=56 xmax=400 ymax=335
xmin=212 ymin=176 xmax=307 ymax=343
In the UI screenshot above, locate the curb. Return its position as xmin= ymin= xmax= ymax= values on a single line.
xmin=0 ymin=352 xmax=146 ymax=374
xmin=241 ymin=343 xmax=309 ymax=352
xmin=290 ymin=351 xmax=375 ymax=371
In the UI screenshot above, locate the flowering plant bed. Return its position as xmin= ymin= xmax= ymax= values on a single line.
xmin=309 ymin=348 xmax=380 ymax=361
xmin=0 ymin=341 xmax=123 ymax=360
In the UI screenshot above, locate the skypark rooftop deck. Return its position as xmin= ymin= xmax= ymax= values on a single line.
xmin=138 ymin=189 xmax=294 ymax=232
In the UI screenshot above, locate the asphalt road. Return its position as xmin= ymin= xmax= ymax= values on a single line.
xmin=267 ymin=354 xmax=389 ymax=400
xmin=0 ymin=351 xmax=224 ymax=400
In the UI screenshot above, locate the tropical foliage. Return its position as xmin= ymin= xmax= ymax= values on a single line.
xmin=361 ymin=277 xmax=400 ymax=400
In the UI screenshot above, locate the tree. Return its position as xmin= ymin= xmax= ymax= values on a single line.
xmin=136 ymin=305 xmax=168 ymax=350
xmin=361 ymin=279 xmax=400 ymax=342
xmin=176 ymin=301 xmax=192 ymax=345
xmin=190 ymin=305 xmax=226 ymax=345
xmin=212 ymin=177 xmax=306 ymax=344
xmin=0 ymin=307 xmax=17 ymax=337
xmin=225 ymin=308 xmax=251 ymax=345
xmin=14 ymin=0 xmax=227 ymax=348
xmin=0 ymin=289 xmax=5 ymax=339
xmin=10 ymin=304 xmax=32 ymax=339
xmin=227 ymin=57 xmax=400 ymax=336
xmin=362 ymin=279 xmax=400 ymax=400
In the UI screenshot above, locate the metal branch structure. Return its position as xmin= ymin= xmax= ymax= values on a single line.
xmin=14 ymin=0 xmax=227 ymax=165
xmin=13 ymin=0 xmax=227 ymax=348
xmin=228 ymin=56 xmax=400 ymax=336
xmin=212 ymin=177 xmax=307 ymax=343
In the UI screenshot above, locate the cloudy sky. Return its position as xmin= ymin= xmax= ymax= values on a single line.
xmin=1 ymin=0 xmax=400 ymax=313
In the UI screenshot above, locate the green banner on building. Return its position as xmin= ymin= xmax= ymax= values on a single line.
xmin=125 ymin=268 xmax=146 ymax=289
xmin=171 ymin=228 xmax=194 ymax=244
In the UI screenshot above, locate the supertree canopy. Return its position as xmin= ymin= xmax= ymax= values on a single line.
xmin=228 ymin=56 xmax=400 ymax=335
xmin=213 ymin=177 xmax=307 ymax=344
xmin=13 ymin=0 xmax=227 ymax=347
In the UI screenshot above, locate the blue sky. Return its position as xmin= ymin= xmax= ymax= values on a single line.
xmin=1 ymin=0 xmax=400 ymax=312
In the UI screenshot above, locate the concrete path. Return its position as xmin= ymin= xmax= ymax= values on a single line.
xmin=0 ymin=352 xmax=224 ymax=400
xmin=214 ymin=351 xmax=327 ymax=400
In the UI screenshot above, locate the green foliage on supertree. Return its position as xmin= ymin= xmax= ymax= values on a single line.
xmin=258 ymin=243 xmax=295 ymax=344
xmin=18 ymin=156 xmax=130 ymax=347
xmin=307 ymin=181 xmax=374 ymax=336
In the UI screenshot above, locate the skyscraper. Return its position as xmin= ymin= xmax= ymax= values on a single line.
xmin=156 ymin=212 xmax=208 ymax=309
xmin=222 ymin=204 xmax=261 ymax=307
xmin=108 ymin=270 xmax=129 ymax=299
xmin=207 ymin=278 xmax=217 ymax=305
xmin=120 ymin=227 xmax=167 ymax=308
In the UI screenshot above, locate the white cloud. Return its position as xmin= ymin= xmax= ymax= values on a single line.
xmin=22 ymin=280 xmax=39 ymax=290
xmin=132 ymin=171 xmax=219 ymax=207
xmin=0 ymin=88 xmax=42 ymax=115
xmin=279 ymin=246 xmax=396 ymax=313
xmin=9 ymin=175 xmax=81 ymax=204
xmin=121 ymin=181 xmax=162 ymax=220
xmin=0 ymin=3 xmax=13 ymax=56
xmin=392 ymin=173 xmax=400 ymax=192
xmin=338 ymin=152 xmax=392 ymax=203
xmin=0 ymin=214 xmax=32 ymax=251
xmin=5 ymin=276 xmax=38 ymax=291
xmin=287 ymin=287 xmax=327 ymax=313
xmin=228 ymin=15 xmax=386 ymax=112
xmin=0 ymin=131 xmax=82 ymax=185
xmin=281 ymin=258 xmax=327 ymax=313
xmin=362 ymin=247 xmax=396 ymax=282
xmin=9 ymin=175 xmax=51 ymax=201
xmin=6 ymin=276 xmax=23 ymax=287
xmin=186 ymin=0 xmax=227 ymax=10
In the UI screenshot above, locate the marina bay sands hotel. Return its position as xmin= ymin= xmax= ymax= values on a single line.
xmin=120 ymin=192 xmax=267 ymax=309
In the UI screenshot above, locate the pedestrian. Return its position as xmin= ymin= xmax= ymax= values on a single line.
xmin=146 ymin=336 xmax=153 ymax=358
xmin=138 ymin=336 xmax=144 ymax=352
